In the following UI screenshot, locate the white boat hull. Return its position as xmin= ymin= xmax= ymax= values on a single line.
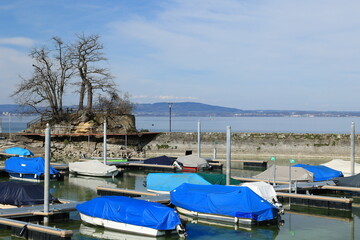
xmin=70 ymin=170 xmax=118 ymax=177
xmin=176 ymin=206 xmax=255 ymax=225
xmin=79 ymin=213 xmax=177 ymax=237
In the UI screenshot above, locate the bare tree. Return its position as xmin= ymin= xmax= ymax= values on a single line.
xmin=96 ymin=90 xmax=134 ymax=117
xmin=71 ymin=33 xmax=114 ymax=119
xmin=12 ymin=37 xmax=74 ymax=121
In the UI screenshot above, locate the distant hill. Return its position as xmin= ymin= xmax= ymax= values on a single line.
xmin=0 ymin=104 xmax=27 ymax=114
xmin=2 ymin=103 xmax=360 ymax=117
xmin=133 ymin=102 xmax=243 ymax=116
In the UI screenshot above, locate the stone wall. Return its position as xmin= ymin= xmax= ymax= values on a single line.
xmin=142 ymin=132 xmax=357 ymax=164
xmin=1 ymin=132 xmax=358 ymax=164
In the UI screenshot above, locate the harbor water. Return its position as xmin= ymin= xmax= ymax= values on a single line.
xmin=0 ymin=168 xmax=359 ymax=239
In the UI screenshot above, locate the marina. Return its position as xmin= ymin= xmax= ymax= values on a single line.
xmin=0 ymin=166 xmax=359 ymax=239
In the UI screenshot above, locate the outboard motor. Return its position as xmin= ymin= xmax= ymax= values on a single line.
xmin=176 ymin=224 xmax=187 ymax=238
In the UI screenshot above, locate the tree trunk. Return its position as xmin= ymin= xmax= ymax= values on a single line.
xmin=86 ymin=82 xmax=93 ymax=112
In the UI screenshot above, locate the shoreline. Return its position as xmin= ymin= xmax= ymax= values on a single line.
xmin=0 ymin=132 xmax=358 ymax=165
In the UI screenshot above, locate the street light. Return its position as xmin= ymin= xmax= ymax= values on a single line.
xmin=168 ymin=103 xmax=173 ymax=132
xmin=289 ymin=159 xmax=296 ymax=193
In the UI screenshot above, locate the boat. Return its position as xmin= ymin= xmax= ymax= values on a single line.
xmin=176 ymin=155 xmax=210 ymax=172
xmin=76 ymin=196 xmax=186 ymax=237
xmin=79 ymin=224 xmax=170 ymax=240
xmin=0 ymin=181 xmax=60 ymax=208
xmin=293 ymin=164 xmax=343 ymax=181
xmin=197 ymin=172 xmax=242 ymax=185
xmin=146 ymin=173 xmax=242 ymax=194
xmin=333 ymin=173 xmax=360 ymax=187
xmin=241 ymin=181 xmax=283 ymax=213
xmin=4 ymin=156 xmax=62 ymax=182
xmin=170 ymin=183 xmax=280 ymax=225
xmin=69 ymin=160 xmax=119 ymax=177
xmin=252 ymin=165 xmax=314 ymax=182
xmin=146 ymin=173 xmax=211 ymax=193
xmin=321 ymin=159 xmax=360 ymax=177
xmin=3 ymin=147 xmax=34 ymax=157
xmin=143 ymin=155 xmax=183 ymax=171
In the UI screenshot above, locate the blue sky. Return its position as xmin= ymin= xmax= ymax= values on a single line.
xmin=1 ymin=0 xmax=360 ymax=111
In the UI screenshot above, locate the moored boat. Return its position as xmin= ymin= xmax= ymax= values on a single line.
xmin=176 ymin=155 xmax=210 ymax=172
xmin=0 ymin=181 xmax=60 ymax=208
xmin=3 ymin=147 xmax=34 ymax=157
xmin=76 ymin=196 xmax=186 ymax=237
xmin=69 ymin=160 xmax=119 ymax=177
xmin=170 ymin=183 xmax=280 ymax=225
xmin=146 ymin=172 xmax=242 ymax=194
xmin=5 ymin=156 xmax=62 ymax=182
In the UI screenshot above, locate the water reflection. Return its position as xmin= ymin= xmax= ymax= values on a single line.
xmin=78 ymin=224 xmax=178 ymax=240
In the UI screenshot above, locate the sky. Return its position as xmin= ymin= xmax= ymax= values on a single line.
xmin=1 ymin=0 xmax=360 ymax=111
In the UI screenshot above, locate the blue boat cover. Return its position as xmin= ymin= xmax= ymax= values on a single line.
xmin=147 ymin=173 xmax=211 ymax=192
xmin=0 ymin=181 xmax=58 ymax=206
xmin=293 ymin=164 xmax=343 ymax=181
xmin=4 ymin=147 xmax=34 ymax=156
xmin=144 ymin=155 xmax=176 ymax=165
xmin=5 ymin=157 xmax=59 ymax=175
xmin=170 ymin=183 xmax=278 ymax=222
xmin=76 ymin=196 xmax=181 ymax=230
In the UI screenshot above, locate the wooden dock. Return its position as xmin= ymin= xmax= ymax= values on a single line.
xmin=0 ymin=201 xmax=80 ymax=218
xmin=96 ymin=186 xmax=170 ymax=204
xmin=0 ymin=201 xmax=80 ymax=239
xmin=278 ymin=192 xmax=352 ymax=210
xmin=0 ymin=217 xmax=73 ymax=239
xmin=217 ymin=159 xmax=267 ymax=168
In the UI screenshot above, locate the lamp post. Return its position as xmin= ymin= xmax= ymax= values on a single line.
xmin=289 ymin=159 xmax=296 ymax=193
xmin=168 ymin=103 xmax=173 ymax=132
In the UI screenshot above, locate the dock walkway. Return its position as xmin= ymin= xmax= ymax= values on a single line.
xmin=0 ymin=201 xmax=80 ymax=218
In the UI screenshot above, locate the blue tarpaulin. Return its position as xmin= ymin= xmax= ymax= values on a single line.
xmin=293 ymin=164 xmax=343 ymax=181
xmin=76 ymin=196 xmax=181 ymax=230
xmin=144 ymin=155 xmax=176 ymax=165
xmin=170 ymin=183 xmax=279 ymax=222
xmin=5 ymin=157 xmax=59 ymax=175
xmin=147 ymin=173 xmax=211 ymax=192
xmin=4 ymin=147 xmax=34 ymax=156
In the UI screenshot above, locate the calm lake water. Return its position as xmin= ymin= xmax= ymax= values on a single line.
xmin=0 ymin=169 xmax=359 ymax=240
xmin=3 ymin=115 xmax=360 ymax=134
xmin=137 ymin=116 xmax=360 ymax=134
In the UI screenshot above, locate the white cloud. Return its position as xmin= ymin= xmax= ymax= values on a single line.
xmin=0 ymin=47 xmax=32 ymax=103
xmin=0 ymin=37 xmax=34 ymax=47
xmin=108 ymin=0 xmax=360 ymax=110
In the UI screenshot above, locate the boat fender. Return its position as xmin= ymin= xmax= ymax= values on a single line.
xmin=176 ymin=224 xmax=187 ymax=238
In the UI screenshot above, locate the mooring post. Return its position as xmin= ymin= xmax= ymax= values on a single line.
xmin=351 ymin=122 xmax=355 ymax=176
xmin=44 ymin=123 xmax=51 ymax=224
xmin=226 ymin=126 xmax=231 ymax=185
xmin=213 ymin=141 xmax=217 ymax=160
xmin=103 ymin=118 xmax=107 ymax=165
xmin=197 ymin=120 xmax=201 ymax=158
xmin=270 ymin=156 xmax=276 ymax=185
